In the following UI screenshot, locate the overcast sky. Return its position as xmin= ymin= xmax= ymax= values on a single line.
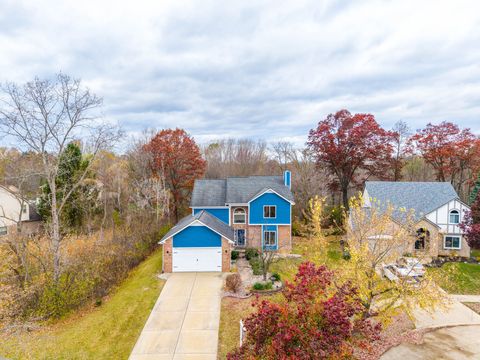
xmin=1 ymin=0 xmax=479 ymax=147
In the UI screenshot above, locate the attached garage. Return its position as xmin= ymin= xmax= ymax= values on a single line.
xmin=172 ymin=247 xmax=222 ymax=272
xmin=159 ymin=211 xmax=234 ymax=273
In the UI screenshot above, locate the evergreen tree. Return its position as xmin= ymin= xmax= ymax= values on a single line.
xmin=469 ymin=172 xmax=480 ymax=205
xmin=38 ymin=142 xmax=90 ymax=230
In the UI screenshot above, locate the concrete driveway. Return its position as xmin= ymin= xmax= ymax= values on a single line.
xmin=382 ymin=298 xmax=480 ymax=359
xmin=130 ymin=272 xmax=224 ymax=360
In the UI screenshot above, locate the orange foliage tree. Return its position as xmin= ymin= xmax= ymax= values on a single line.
xmin=143 ymin=128 xmax=206 ymax=221
xmin=408 ymin=122 xmax=480 ymax=197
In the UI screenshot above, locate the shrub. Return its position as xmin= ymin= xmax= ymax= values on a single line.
xmin=245 ymin=248 xmax=259 ymax=260
xmin=249 ymin=257 xmax=262 ymax=275
xmin=342 ymin=250 xmax=351 ymax=260
xmin=225 ymin=273 xmax=242 ymax=293
xmin=231 ymin=250 xmax=239 ymax=260
xmin=291 ymin=220 xmax=302 ymax=236
xmin=228 ymin=262 xmax=381 ymax=359
xmin=252 ymin=281 xmax=273 ymax=291
xmin=271 ymin=272 xmax=281 ymax=282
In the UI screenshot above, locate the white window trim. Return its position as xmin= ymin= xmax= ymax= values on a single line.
xmin=444 ymin=235 xmax=461 ymax=250
xmin=449 ymin=209 xmax=460 ymax=224
xmin=233 ymin=208 xmax=246 ymax=224
xmin=263 ymin=205 xmax=276 ymax=219
xmin=264 ymin=230 xmax=276 ymax=246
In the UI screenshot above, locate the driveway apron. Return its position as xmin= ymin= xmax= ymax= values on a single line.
xmin=130 ymin=272 xmax=223 ymax=360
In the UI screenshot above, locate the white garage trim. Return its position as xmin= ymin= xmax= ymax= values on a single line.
xmin=172 ymin=247 xmax=222 ymax=272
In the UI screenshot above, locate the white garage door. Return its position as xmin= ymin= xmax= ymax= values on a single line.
xmin=172 ymin=247 xmax=222 ymax=272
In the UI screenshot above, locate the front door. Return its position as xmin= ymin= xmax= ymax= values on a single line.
xmin=235 ymin=229 xmax=246 ymax=247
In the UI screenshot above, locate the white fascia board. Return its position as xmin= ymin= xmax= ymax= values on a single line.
xmin=247 ymin=188 xmax=295 ymax=205
xmin=159 ymin=219 xmax=235 ymax=244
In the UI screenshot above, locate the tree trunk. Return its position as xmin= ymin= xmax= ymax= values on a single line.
xmin=342 ymin=183 xmax=349 ymax=210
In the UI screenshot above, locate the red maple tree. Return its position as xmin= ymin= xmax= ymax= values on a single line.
xmin=307 ymin=109 xmax=395 ymax=209
xmin=143 ymin=128 xmax=206 ymax=221
xmin=461 ymin=192 xmax=480 ymax=250
xmin=408 ymin=122 xmax=480 ymax=194
xmin=228 ymin=262 xmax=380 ymax=359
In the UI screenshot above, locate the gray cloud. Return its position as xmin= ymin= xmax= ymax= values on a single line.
xmin=1 ymin=0 xmax=479 ymax=149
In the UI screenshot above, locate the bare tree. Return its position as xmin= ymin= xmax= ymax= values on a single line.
xmin=203 ymin=138 xmax=270 ymax=178
xmin=271 ymin=141 xmax=293 ymax=172
xmin=391 ymin=120 xmax=411 ymax=181
xmin=0 ymin=73 xmax=121 ymax=282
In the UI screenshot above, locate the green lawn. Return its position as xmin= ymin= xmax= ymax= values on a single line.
xmin=428 ymin=262 xmax=480 ymax=295
xmin=0 ymin=248 xmax=165 ymax=360
xmin=271 ymin=235 xmax=344 ymax=281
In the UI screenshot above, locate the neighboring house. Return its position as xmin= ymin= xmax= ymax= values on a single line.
xmin=0 ymin=185 xmax=42 ymax=237
xmin=159 ymin=171 xmax=294 ymax=272
xmin=360 ymin=181 xmax=471 ymax=258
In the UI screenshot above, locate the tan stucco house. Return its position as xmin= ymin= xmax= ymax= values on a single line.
xmin=361 ymin=181 xmax=471 ymax=258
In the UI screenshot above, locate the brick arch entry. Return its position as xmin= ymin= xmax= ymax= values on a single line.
xmin=415 ymin=228 xmax=430 ymax=250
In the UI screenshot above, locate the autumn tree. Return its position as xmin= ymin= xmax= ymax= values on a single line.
xmin=461 ymin=179 xmax=480 ymax=250
xmin=345 ymin=195 xmax=448 ymax=322
xmin=228 ymin=262 xmax=380 ymax=359
xmin=308 ymin=109 xmax=394 ymax=209
xmin=143 ymin=128 xmax=205 ymax=221
xmin=408 ymin=122 xmax=480 ymax=199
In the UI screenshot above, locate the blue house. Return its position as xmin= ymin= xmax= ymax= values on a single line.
xmin=159 ymin=171 xmax=294 ymax=272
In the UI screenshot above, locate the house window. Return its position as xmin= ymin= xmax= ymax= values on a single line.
xmin=22 ymin=204 xmax=27 ymax=214
xmin=263 ymin=205 xmax=276 ymax=218
xmin=444 ymin=236 xmax=461 ymax=250
xmin=264 ymin=231 xmax=276 ymax=246
xmin=449 ymin=210 xmax=460 ymax=224
xmin=0 ymin=226 xmax=7 ymax=236
xmin=233 ymin=208 xmax=246 ymax=224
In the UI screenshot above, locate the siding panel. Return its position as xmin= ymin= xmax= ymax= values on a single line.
xmin=249 ymin=192 xmax=291 ymax=224
xmin=173 ymin=225 xmax=222 ymax=247
xmin=193 ymin=208 xmax=229 ymax=224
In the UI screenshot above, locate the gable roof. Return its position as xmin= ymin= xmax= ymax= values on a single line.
xmin=159 ymin=210 xmax=234 ymax=243
xmin=364 ymin=181 xmax=459 ymax=222
xmin=191 ymin=179 xmax=227 ymax=207
xmin=190 ymin=175 xmax=294 ymax=207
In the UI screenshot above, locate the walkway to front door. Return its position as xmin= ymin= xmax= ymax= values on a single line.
xmin=129 ymin=272 xmax=223 ymax=360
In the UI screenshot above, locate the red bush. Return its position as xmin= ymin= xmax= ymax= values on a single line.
xmin=228 ymin=262 xmax=381 ymax=359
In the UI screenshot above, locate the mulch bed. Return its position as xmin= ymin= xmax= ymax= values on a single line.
xmin=355 ymin=312 xmax=426 ymax=360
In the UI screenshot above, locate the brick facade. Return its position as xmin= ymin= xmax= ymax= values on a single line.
xmin=162 ymin=238 xmax=173 ymax=273
xmin=277 ymin=225 xmax=292 ymax=252
xmin=222 ymin=237 xmax=232 ymax=271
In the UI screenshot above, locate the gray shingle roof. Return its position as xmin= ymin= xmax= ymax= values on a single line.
xmin=190 ymin=175 xmax=294 ymax=207
xmin=159 ymin=210 xmax=234 ymax=243
xmin=191 ymin=179 xmax=226 ymax=207
xmin=365 ymin=181 xmax=459 ymax=222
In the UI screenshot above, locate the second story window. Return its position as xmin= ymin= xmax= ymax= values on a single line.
xmin=0 ymin=226 xmax=7 ymax=236
xmin=263 ymin=205 xmax=276 ymax=218
xmin=449 ymin=210 xmax=460 ymax=224
xmin=233 ymin=208 xmax=246 ymax=224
